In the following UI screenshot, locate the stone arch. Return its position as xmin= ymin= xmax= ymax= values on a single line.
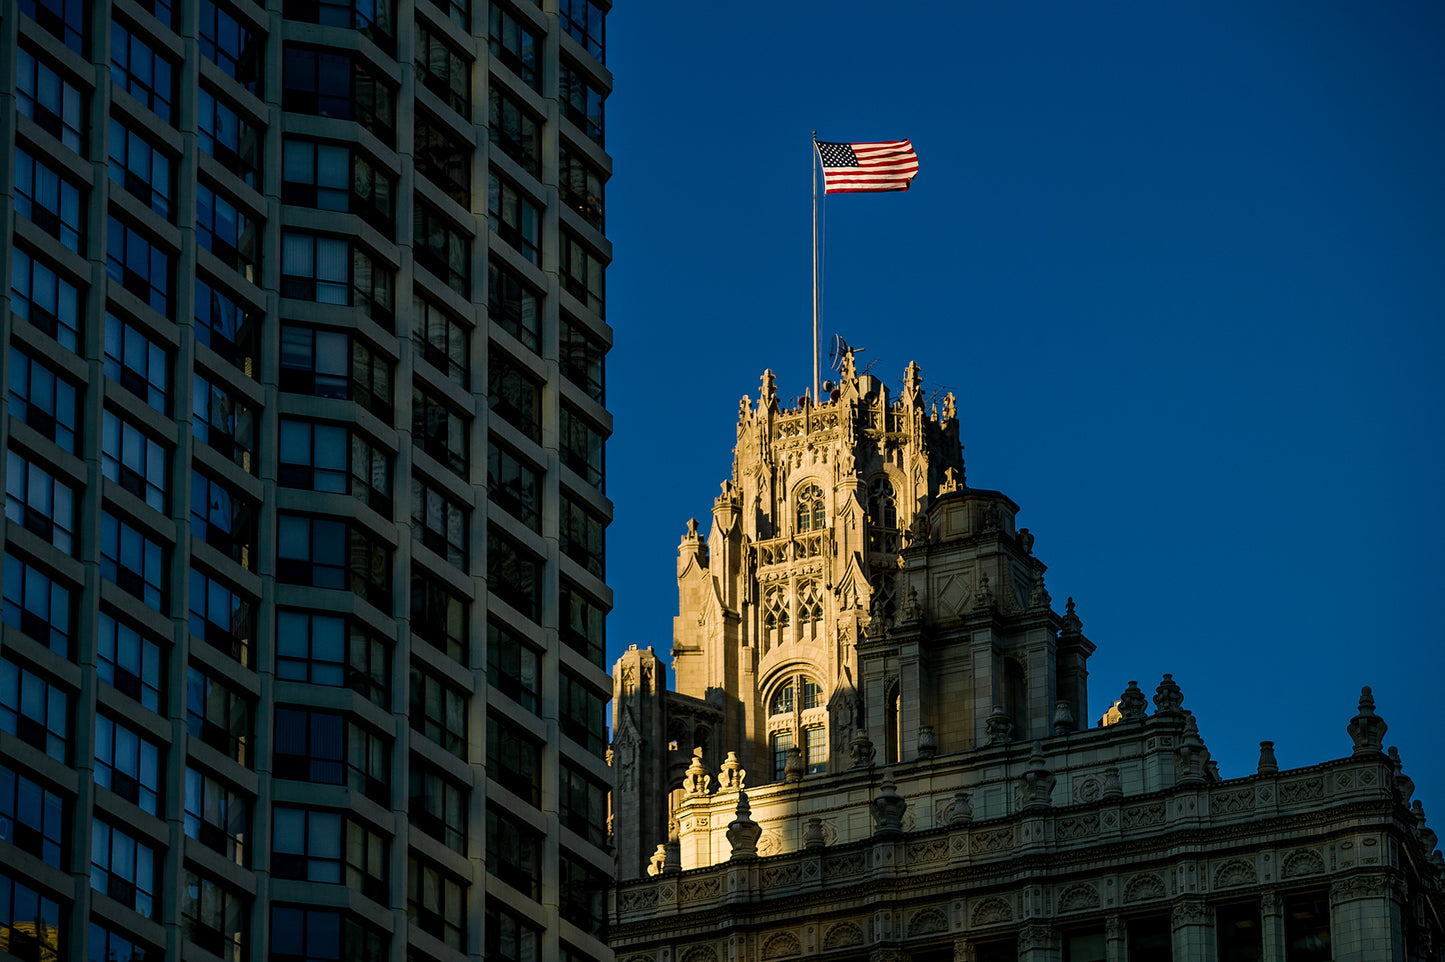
xmin=822 ymin=922 xmax=865 ymax=949
xmin=1123 ymin=873 xmax=1166 ymax=904
xmin=1057 ymin=883 xmax=1101 ymax=913
xmin=681 ymin=948 xmax=718 ymax=962
xmin=1281 ymin=848 xmax=1326 ymax=879
xmin=1213 ymin=858 xmax=1258 ymax=889
xmin=761 ymin=932 xmax=802 ymax=959
xmin=907 ymin=907 xmax=948 ymax=936
xmin=971 ymin=896 xmax=1013 ymax=926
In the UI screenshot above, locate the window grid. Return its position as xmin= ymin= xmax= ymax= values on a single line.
xmin=5 ymin=451 xmax=76 ymax=554
xmin=14 ymin=147 xmax=83 ymax=252
xmin=10 ymin=246 xmax=81 ymax=350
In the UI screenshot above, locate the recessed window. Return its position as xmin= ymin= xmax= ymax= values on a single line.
xmin=280 ymin=325 xmax=392 ymax=417
xmin=559 ymin=850 xmax=607 ymax=936
xmin=16 ymin=49 xmax=84 ymax=153
xmin=196 ymin=183 xmax=259 ymax=281
xmin=408 ymin=856 xmax=467 ymax=950
xmin=0 ymin=762 xmax=65 ymax=868
xmin=560 ymin=229 xmax=604 ymax=317
xmin=487 ymin=900 xmax=540 ymax=962
xmin=487 ymin=619 xmax=538 ymax=713
xmin=111 ymin=22 xmax=175 ymax=124
xmin=415 ymin=201 xmax=471 ymax=295
xmin=559 ymin=60 xmax=604 ymax=146
xmin=195 ymin=277 xmax=259 ymax=375
xmin=100 ymin=511 xmax=166 ymax=611
xmin=283 ymin=47 xmax=396 ymax=145
xmin=488 ymin=5 xmax=540 ymax=90
xmin=560 ymin=760 xmax=608 ymax=848
xmin=104 ymin=313 xmax=171 ymax=413
xmin=412 ymin=476 xmax=468 ymax=568
xmin=488 ymin=353 xmax=541 ymax=442
xmin=412 ymin=389 xmax=469 ymax=477
xmin=409 ymin=664 xmax=467 ymax=758
xmin=560 ymin=493 xmax=605 ymax=579
xmin=560 ymin=145 xmax=605 ymax=230
xmin=488 ymin=259 xmax=540 ymax=353
xmin=414 ymin=294 xmax=469 ymax=385
xmin=489 ymin=87 xmax=540 ymax=176
xmin=488 ymin=528 xmax=540 ymax=621
xmin=485 ymin=808 xmax=541 ymax=898
xmin=10 ymin=246 xmax=81 ymax=350
xmin=560 ymin=671 xmax=606 ymax=758
xmin=5 ymin=453 xmax=76 ymax=555
xmin=95 ymin=714 xmax=161 ymax=813
xmin=97 ymin=612 xmax=162 ymax=712
xmin=190 ymin=469 xmax=257 ymax=568
xmin=182 ymin=870 xmax=246 ymax=960
xmin=186 ymin=667 xmax=250 ymax=764
xmin=488 ymin=173 xmax=540 ymax=265
xmin=560 ymin=404 xmax=605 ymax=491
xmin=199 ymin=0 xmax=262 ymax=91
xmin=9 ymin=346 xmax=80 ymax=453
xmin=560 ymin=318 xmax=605 ymax=403
xmin=0 ymin=658 xmax=70 ymax=762
xmin=487 ymin=440 xmax=540 ymax=532
xmin=796 ymin=483 xmax=826 ymax=534
xmin=192 ymin=371 xmax=257 ymax=473
xmin=559 ymin=0 xmax=605 ymax=62
xmin=198 ymin=87 xmax=260 ymax=185
xmin=184 ymin=767 xmax=248 ymax=865
xmin=13 ymin=147 xmax=83 ymax=253
xmin=411 ymin=570 xmax=467 ymax=663
xmin=20 ymin=0 xmax=87 ymax=54
xmin=91 ymin=924 xmax=158 ymax=962
xmin=106 ymin=214 xmax=172 ymax=316
xmin=91 ymin=819 xmax=158 ymax=917
xmin=101 ymin=410 xmax=167 ymax=511
xmin=416 ymin=23 xmax=469 ymax=117
xmin=410 ymin=757 xmax=467 ymax=852
xmin=188 ymin=568 xmax=255 ymax=667
xmin=559 ymin=581 xmax=605 ymax=668
xmin=109 ymin=118 xmax=172 ymax=220
xmin=2 ymin=554 xmax=73 ymax=656
xmin=487 ymin=712 xmax=540 ymax=804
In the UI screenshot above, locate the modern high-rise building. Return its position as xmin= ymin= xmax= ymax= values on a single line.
xmin=0 ymin=0 xmax=614 ymax=956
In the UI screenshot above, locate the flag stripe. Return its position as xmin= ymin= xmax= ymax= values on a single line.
xmin=816 ymin=139 xmax=920 ymax=194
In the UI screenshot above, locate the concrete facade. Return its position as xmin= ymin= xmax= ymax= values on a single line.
xmin=0 ymin=0 xmax=614 ymax=957
xmin=608 ymin=354 xmax=1443 ymax=961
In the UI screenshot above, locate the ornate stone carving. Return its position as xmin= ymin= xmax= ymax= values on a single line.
xmin=1022 ymin=743 xmax=1056 ymax=810
xmin=917 ymin=725 xmax=938 ymax=758
xmin=985 ymin=707 xmax=1014 ymax=746
xmin=949 ymin=789 xmax=974 ymax=825
xmin=1017 ymin=924 xmax=1055 ymax=952
xmin=973 ymin=572 xmax=994 ymax=610
xmin=761 ymin=932 xmax=802 ymax=959
xmin=1389 ymin=746 xmax=1416 ymax=803
xmin=1118 ymin=680 xmax=1148 ymax=720
xmin=908 ymin=907 xmax=948 ymax=936
xmin=1331 ymin=873 xmax=1395 ymax=903
xmin=1347 ymin=686 xmax=1388 ymax=754
xmin=1213 ymin=859 xmax=1258 ymax=889
xmin=1257 ymin=740 xmax=1279 ymax=775
xmin=970 ymin=896 xmax=1013 ymax=925
xmin=1057 ymin=883 xmax=1101 ymax=912
xmin=1105 ymin=916 xmax=1125 ymax=941
xmin=1174 ymin=715 xmax=1207 ymax=785
xmin=1281 ymin=848 xmax=1326 ymax=879
xmin=726 ymin=791 xmax=762 ymax=859
xmin=1171 ymin=898 xmax=1211 ymax=927
xmin=717 ymin=751 xmax=746 ymax=791
xmin=648 ymin=844 xmax=667 ymax=876
xmin=803 ymin=817 xmax=825 ymax=850
xmin=1123 ymin=874 xmax=1167 ymax=904
xmin=783 ymin=746 xmax=805 ymax=783
xmin=1153 ymin=673 xmax=1184 ymax=715
xmin=681 ymin=949 xmax=719 ymax=962
xmin=683 ymin=748 xmax=712 ymax=797
xmin=822 ymin=922 xmax=865 ymax=949
xmin=871 ymin=773 xmax=907 ymax=835
xmin=1053 ymin=700 xmax=1076 ymax=735
xmin=1101 ymin=767 xmax=1123 ymax=801
xmin=1061 ymin=596 xmax=1083 ymax=637
xmin=850 ymin=729 xmax=877 ymax=768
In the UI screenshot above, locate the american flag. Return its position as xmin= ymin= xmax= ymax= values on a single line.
xmin=816 ymin=140 xmax=920 ymax=193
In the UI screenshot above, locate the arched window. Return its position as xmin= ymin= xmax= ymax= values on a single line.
xmin=802 ymin=679 xmax=822 ymax=710
xmin=770 ymin=682 xmax=794 ymax=716
xmin=795 ymin=484 xmax=825 ymax=534
xmin=867 ymin=477 xmax=898 ymax=552
xmin=798 ymin=580 xmax=823 ymax=634
xmin=869 ymin=568 xmax=897 ymax=620
xmin=762 ymin=587 xmax=789 ymax=651
xmin=767 ymin=674 xmax=827 ymax=779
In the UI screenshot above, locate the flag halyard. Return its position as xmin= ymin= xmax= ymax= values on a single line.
xmin=816 ymin=139 xmax=920 ymax=193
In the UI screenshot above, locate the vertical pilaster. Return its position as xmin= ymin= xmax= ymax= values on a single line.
xmin=1260 ymin=891 xmax=1286 ymax=962
xmin=1019 ymin=922 xmax=1060 ymax=962
xmin=1330 ymin=873 xmax=1405 ymax=962
xmin=1104 ymin=915 xmax=1126 ymax=962
xmin=1170 ymin=897 xmax=1214 ymax=962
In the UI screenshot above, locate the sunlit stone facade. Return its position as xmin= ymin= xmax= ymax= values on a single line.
xmin=608 ymin=353 xmax=1444 ymax=962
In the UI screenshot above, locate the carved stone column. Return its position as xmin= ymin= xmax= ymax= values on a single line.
xmin=1259 ymin=891 xmax=1285 ymax=961
xmin=1329 ymin=873 xmax=1406 ymax=962
xmin=869 ymin=947 xmax=906 ymax=962
xmin=1017 ymin=922 xmax=1059 ymax=962
xmin=1103 ymin=915 xmax=1125 ymax=962
xmin=952 ymin=936 xmax=975 ymax=962
xmin=1170 ymin=897 xmax=1215 ymax=961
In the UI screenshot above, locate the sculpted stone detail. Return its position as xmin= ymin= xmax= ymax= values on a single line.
xmin=971 ymin=896 xmax=1013 ymax=925
xmin=762 ymin=864 xmax=803 ymax=889
xmin=1056 ymin=813 xmax=1101 ymax=841
xmin=1331 ymin=873 xmax=1395 ymax=903
xmin=1172 ymin=898 xmax=1211 ymax=927
xmin=822 ymin=922 xmax=865 ymax=949
xmin=907 ymin=838 xmax=949 ymax=863
xmin=681 ymin=948 xmax=718 ymax=962
xmin=1017 ymin=924 xmax=1055 ymax=952
xmin=761 ymin=932 xmax=802 ymax=959
xmin=1123 ymin=874 xmax=1167 ymax=904
xmin=908 ymin=908 xmax=948 ymax=936
xmin=1278 ymin=777 xmax=1325 ymax=804
xmin=680 ymin=876 xmax=723 ymax=903
xmin=1072 ymin=774 xmax=1104 ymax=804
xmin=971 ymin=827 xmax=1014 ymax=854
xmin=1213 ymin=859 xmax=1258 ymax=889
xmin=824 ymin=852 xmax=867 ymax=876
xmin=1057 ymin=883 xmax=1102 ymax=913
xmin=1281 ymin=848 xmax=1326 ymax=879
xmin=619 ymin=887 xmax=659 ymax=912
xmin=1212 ymin=788 xmax=1256 ymax=815
xmin=1122 ymin=803 xmax=1166 ymax=830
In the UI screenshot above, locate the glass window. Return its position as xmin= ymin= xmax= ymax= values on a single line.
xmin=186 ymin=666 xmax=250 ymax=764
xmin=409 ymin=758 xmax=466 ymax=853
xmin=560 ymin=317 xmax=605 ymax=403
xmin=3 ymin=554 xmax=73 ymax=656
xmin=5 ymin=453 xmax=76 ymax=554
xmin=198 ymin=86 xmax=260 ymax=185
xmin=199 ymin=0 xmax=262 ymax=91
xmin=109 ymin=118 xmax=172 ymax=219
xmin=275 ymin=605 xmax=346 ymax=686
xmin=104 ymin=313 xmax=171 ymax=413
xmin=279 ymin=419 xmax=393 ymax=513
xmin=1283 ymin=891 xmax=1331 ymax=962
xmin=184 ymin=767 xmax=247 ymax=865
xmin=560 ymin=404 xmax=604 ymax=491
xmin=420 ymin=0 xmax=466 ymax=29
xmin=100 ymin=511 xmax=166 ymax=610
xmin=282 ymin=0 xmax=394 ymax=45
xmin=280 ymin=234 xmax=394 ymax=327
xmin=19 ymin=0 xmax=87 ymax=54
xmin=559 ymin=670 xmax=606 ymax=758
xmin=415 ymin=23 xmax=469 ymax=117
xmin=488 ymin=86 xmax=540 ymax=177
xmin=270 ymin=906 xmax=387 ymax=962
xmin=559 ymin=581 xmax=605 ymax=668
xmin=411 ymin=571 xmax=466 ymax=663
xmin=195 ymin=276 xmax=259 ymax=375
xmin=413 ymin=294 xmax=469 ymax=385
xmin=771 ymin=728 xmax=793 ymax=781
xmin=91 ymin=820 xmax=157 ymax=916
xmin=414 ymin=200 xmax=470 ymax=295
xmin=559 ymin=60 xmax=604 ymax=146
xmin=1126 ymin=915 xmax=1171 ymax=962
xmin=90 ymin=922 xmax=157 ymax=962
xmin=94 ymin=714 xmax=160 ymax=813
xmin=413 ymin=113 xmax=468 ymax=209
xmin=272 ymin=708 xmax=343 ymax=784
xmin=111 ymin=22 xmax=175 ymax=124
xmin=487 ymin=528 xmax=540 ymax=621
xmin=487 ymin=172 xmax=540 ymax=264
xmin=796 ymin=483 xmax=826 ymax=534
xmin=0 ymin=658 xmax=70 ymax=761
xmin=13 ymin=147 xmax=83 ymax=252
xmin=409 ymin=664 xmax=467 ymax=757
xmin=0 ymin=872 xmax=62 ymax=961
xmin=1217 ymin=902 xmax=1262 ymax=962
xmin=804 ymin=724 xmax=826 ymax=773
xmin=486 ymin=899 xmax=540 ymax=962
xmin=192 ymin=371 xmax=257 ymax=473
xmin=0 ymin=763 xmax=65 ymax=867
xmin=182 ymin=870 xmax=246 ymax=960
xmin=412 ymin=476 xmax=468 ymax=568
xmin=101 ymin=410 xmax=167 ymax=511
xmin=9 ymin=346 xmax=80 ymax=454
xmin=560 ymin=493 xmax=605 ymax=578
xmin=412 ymin=389 xmax=469 ymax=477
xmin=488 ymin=5 xmax=539 ymax=90
xmin=283 ymin=47 xmax=396 ymax=145
xmin=487 ymin=618 xmax=538 ymax=713
xmin=277 ymin=514 xmax=391 ymax=604
xmin=488 ymin=259 xmax=540 ymax=353
xmin=407 ymin=857 xmax=466 ymax=950
xmin=485 ymin=808 xmax=540 ymax=898
xmin=97 ymin=613 xmax=163 ymax=712
xmin=559 ymin=850 xmax=607 ymax=935
xmin=191 ymin=469 xmax=257 ymax=568
xmin=279 ymin=325 xmax=392 ymax=417
xmin=106 ymin=215 xmax=171 ymax=316
xmin=560 ymin=229 xmax=605 ymax=317
xmin=15 ymin=49 xmax=84 ymax=153
xmin=282 ymin=140 xmax=393 ymax=233
xmin=560 ymin=760 xmax=607 ymax=848
xmin=487 ymin=712 xmax=539 ymax=804
xmin=559 ymin=0 xmax=604 ymax=62
xmin=188 ymin=567 xmax=256 ymax=667
xmin=560 ymin=144 xmax=605 ymax=229
xmin=488 ymin=352 xmax=540 ymax=442
xmin=272 ymin=807 xmax=342 ymax=882
xmin=196 ymin=183 xmax=259 ymax=281
xmin=10 ymin=246 xmax=81 ymax=350
xmin=487 ymin=440 xmax=540 ymax=531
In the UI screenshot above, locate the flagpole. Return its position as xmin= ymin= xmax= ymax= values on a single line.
xmin=812 ymin=132 xmax=820 ymax=404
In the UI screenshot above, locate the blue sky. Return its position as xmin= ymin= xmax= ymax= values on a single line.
xmin=600 ymin=4 xmax=1445 ymax=809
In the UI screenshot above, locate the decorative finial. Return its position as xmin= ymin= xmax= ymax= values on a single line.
xmin=942 ymin=392 xmax=957 ymax=422
xmin=803 ymin=817 xmax=826 ymax=850
xmin=903 ymin=360 xmax=922 ymax=400
xmin=1153 ymin=674 xmax=1184 ymax=715
xmin=949 ymin=790 xmax=974 ymax=825
xmin=1118 ymin=680 xmax=1149 ymax=721
xmin=783 ymin=746 xmax=805 ymax=783
xmin=1052 ymin=700 xmax=1076 ymax=736
xmin=1061 ymin=597 xmax=1082 ymax=636
xmin=726 ymin=791 xmax=762 ymax=859
xmin=985 ymin=707 xmax=1014 ymax=746
xmin=717 ymin=751 xmax=746 ymax=792
xmin=1347 ymin=685 xmax=1388 ymax=755
xmin=917 ymin=725 xmax=938 ymax=758
xmin=760 ymin=369 xmax=777 ymax=405
xmin=683 ymin=747 xmax=712 ymax=797
xmin=1174 ymin=714 xmax=1207 ymax=785
xmin=849 ymin=729 xmax=876 ymax=768
xmin=1022 ymin=743 xmax=1055 ymax=810
xmin=1257 ymin=740 xmax=1279 ymax=775
xmin=871 ymin=772 xmax=907 ymax=835
xmin=1101 ymin=767 xmax=1123 ymax=801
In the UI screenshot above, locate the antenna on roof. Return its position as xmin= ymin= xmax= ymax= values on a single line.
xmin=828 ymin=335 xmax=865 ymax=374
